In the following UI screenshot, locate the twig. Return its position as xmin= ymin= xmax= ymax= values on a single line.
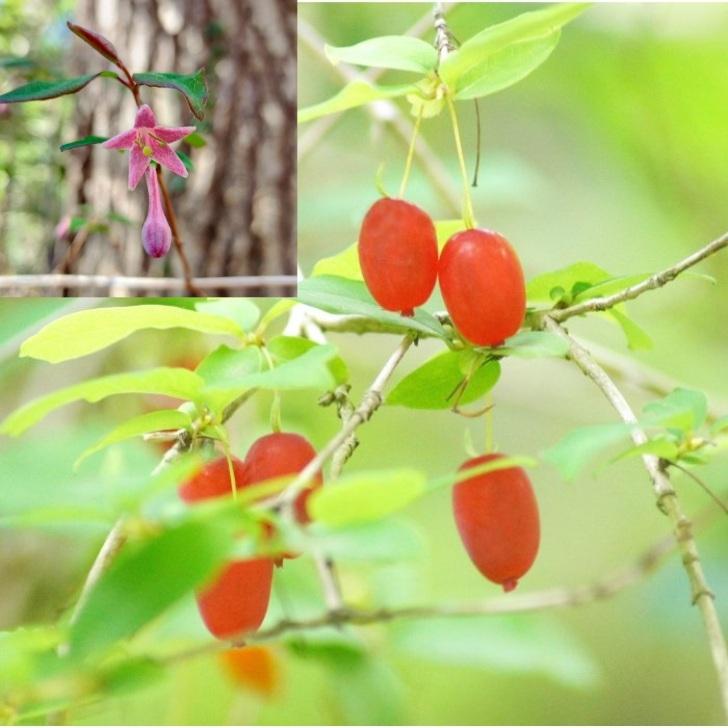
xmin=157 ymin=169 xmax=202 ymax=296
xmin=0 ymin=274 xmax=297 ymax=294
xmin=162 ymin=497 xmax=723 ymax=663
xmin=549 ymin=230 xmax=728 ymax=323
xmin=267 ymin=335 xmax=414 ymax=514
xmin=543 ymin=316 xmax=728 ymax=720
xmin=297 ymin=18 xmax=461 ymax=216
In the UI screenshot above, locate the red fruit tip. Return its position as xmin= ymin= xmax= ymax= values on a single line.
xmin=502 ymin=578 xmax=518 ymax=593
xmin=401 ymin=308 xmax=415 ymax=317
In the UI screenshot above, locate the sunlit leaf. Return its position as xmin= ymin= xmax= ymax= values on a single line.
xmin=267 ymin=335 xmax=349 ymax=384
xmin=20 ymin=305 xmax=244 ymax=363
xmin=325 ymin=36 xmax=437 ymax=73
xmin=195 ymin=299 xmax=260 ymax=332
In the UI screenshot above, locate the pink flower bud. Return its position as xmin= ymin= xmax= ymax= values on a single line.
xmin=142 ymin=168 xmax=172 ymax=258
xmin=54 ymin=215 xmax=71 ymax=241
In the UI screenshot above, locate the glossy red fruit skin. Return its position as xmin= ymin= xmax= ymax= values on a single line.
xmin=179 ymin=456 xmax=273 ymax=639
xmin=245 ymin=432 xmax=323 ymax=525
xmin=452 ymin=453 xmax=540 ymax=592
xmin=439 ymin=229 xmax=526 ymax=347
xmin=178 ymin=456 xmax=248 ymax=503
xmin=358 ymin=197 xmax=438 ymax=316
xmin=196 ymin=558 xmax=274 ymax=639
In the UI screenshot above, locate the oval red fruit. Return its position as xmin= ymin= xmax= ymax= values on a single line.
xmin=452 ymin=453 xmax=540 ymax=592
xmin=438 ymin=228 xmax=526 ymax=346
xmin=358 ymin=197 xmax=438 ymax=316
xmin=245 ymin=432 xmax=323 ymax=525
xmin=178 ymin=456 xmax=248 ymax=503
xmin=196 ymin=558 xmax=274 ymax=639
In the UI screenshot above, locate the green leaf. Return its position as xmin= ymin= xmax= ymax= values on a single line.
xmin=527 ymin=261 xmax=610 ymax=305
xmin=184 ymin=131 xmax=206 ymax=148
xmin=257 ymin=299 xmax=297 ymax=333
xmin=74 ymin=409 xmax=193 ymax=470
xmin=69 ymin=520 xmax=233 ymax=658
xmin=298 ymin=80 xmax=414 ymax=124
xmin=391 ymin=615 xmax=600 ymax=688
xmin=59 ymin=135 xmax=108 ymax=152
xmin=606 ymin=308 xmax=653 ymax=351
xmin=195 ymin=345 xmax=263 ymax=413
xmin=309 ymin=469 xmax=426 ymax=527
xmin=194 ymin=299 xmax=260 ymax=332
xmin=454 ymin=30 xmax=560 ymax=101
xmin=543 ymin=422 xmax=634 ymax=481
xmin=298 ymin=276 xmax=447 ymax=340
xmin=133 ymin=69 xmax=208 ymax=120
xmin=176 ymin=149 xmax=194 ymax=173
xmin=267 ymin=335 xmax=349 ymax=385
xmin=388 ymin=350 xmax=500 ymax=409
xmin=643 ymin=388 xmax=708 ymax=432
xmin=610 ymin=437 xmax=680 ymax=465
xmin=307 ymin=519 xmax=425 ymax=563
xmin=0 ymin=368 xmax=204 ymax=437
xmin=710 ymin=415 xmax=728 ymax=435
xmin=440 ymin=3 xmax=588 ymax=93
xmin=495 ymin=331 xmax=569 ymax=358
xmin=0 ymin=73 xmax=101 ymax=103
xmin=20 ymin=305 xmax=244 ymax=363
xmin=325 ymin=36 xmax=437 ymax=73
xmin=312 ymin=242 xmax=362 ymax=281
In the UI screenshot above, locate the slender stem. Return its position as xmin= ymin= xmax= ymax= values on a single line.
xmin=446 ymin=94 xmax=475 ymax=228
xmin=261 ymin=346 xmax=282 ymax=433
xmin=267 ymin=336 xmax=414 ymax=514
xmin=157 ymin=168 xmax=201 ymax=296
xmin=484 ymin=392 xmax=494 ymax=453
xmin=544 ymin=316 xmax=728 ymax=720
xmin=548 ymin=229 xmax=728 ymax=323
xmin=398 ymin=107 xmax=424 ymax=198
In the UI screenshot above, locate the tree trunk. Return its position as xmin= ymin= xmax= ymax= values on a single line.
xmin=54 ymin=0 xmax=296 ymax=294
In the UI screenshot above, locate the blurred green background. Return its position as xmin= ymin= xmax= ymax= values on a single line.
xmin=0 ymin=2 xmax=727 ymax=726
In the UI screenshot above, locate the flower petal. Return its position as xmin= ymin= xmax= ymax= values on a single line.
xmin=134 ymin=104 xmax=157 ymax=129
xmin=128 ymin=144 xmax=151 ymax=190
xmin=153 ymin=125 xmax=196 ymax=144
xmin=102 ymin=128 xmax=137 ymax=150
xmin=149 ymin=138 xmax=188 ymax=178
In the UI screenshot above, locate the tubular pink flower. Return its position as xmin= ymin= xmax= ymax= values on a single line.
xmin=102 ymin=104 xmax=195 ymax=190
xmin=141 ymin=168 xmax=172 ymax=258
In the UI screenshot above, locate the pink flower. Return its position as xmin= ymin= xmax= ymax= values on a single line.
xmin=142 ymin=168 xmax=172 ymax=258
xmin=103 ymin=104 xmax=194 ymax=190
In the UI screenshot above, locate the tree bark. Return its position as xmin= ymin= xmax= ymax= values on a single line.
xmin=54 ymin=0 xmax=296 ymax=294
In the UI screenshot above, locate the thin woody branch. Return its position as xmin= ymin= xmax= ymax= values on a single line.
xmin=543 ymin=316 xmax=728 ymax=720
xmin=547 ymin=229 xmax=728 ymax=323
xmin=161 ymin=499 xmax=722 ymax=665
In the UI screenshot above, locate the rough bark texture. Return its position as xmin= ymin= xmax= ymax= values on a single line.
xmin=54 ymin=0 xmax=296 ymax=294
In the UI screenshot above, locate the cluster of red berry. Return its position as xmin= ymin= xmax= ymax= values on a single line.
xmin=358 ymin=197 xmax=526 ymax=346
xmin=178 ymin=433 xmax=322 ymax=640
xmin=359 ymin=197 xmax=540 ymax=592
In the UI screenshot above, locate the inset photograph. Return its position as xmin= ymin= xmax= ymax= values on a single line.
xmin=0 ymin=0 xmax=296 ymax=296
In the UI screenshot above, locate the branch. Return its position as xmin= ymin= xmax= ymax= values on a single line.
xmin=0 ymin=274 xmax=297 ymax=294
xmin=548 ymin=230 xmax=728 ymax=323
xmin=543 ymin=316 xmax=728 ymax=720
xmin=297 ymin=17 xmax=462 ymax=216
xmin=161 ymin=498 xmax=722 ymax=664
xmin=267 ymin=335 xmax=414 ymax=514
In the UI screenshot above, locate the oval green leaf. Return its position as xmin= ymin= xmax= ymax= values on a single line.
xmin=0 ymin=368 xmax=204 ymax=437
xmin=20 ymin=305 xmax=244 ymax=363
xmin=325 ymin=36 xmax=437 ymax=73
xmin=133 ymin=70 xmax=208 ymax=119
xmin=0 ymin=73 xmax=101 ymax=103
xmin=309 ymin=468 xmax=426 ymax=527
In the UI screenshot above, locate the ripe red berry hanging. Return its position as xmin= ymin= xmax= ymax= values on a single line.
xmin=179 ymin=456 xmax=274 ymax=640
xmin=452 ymin=453 xmax=540 ymax=592
xmin=358 ymin=197 xmax=439 ymax=317
xmin=245 ymin=432 xmax=323 ymax=525
xmin=439 ymin=229 xmax=526 ymax=347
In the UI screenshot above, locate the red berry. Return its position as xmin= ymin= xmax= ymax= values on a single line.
xmin=196 ymin=558 xmax=274 ymax=639
xmin=179 ymin=456 xmax=273 ymax=639
xmin=245 ymin=432 xmax=323 ymax=525
xmin=452 ymin=454 xmax=540 ymax=592
xmin=358 ymin=198 xmax=438 ymax=316
xmin=178 ymin=456 xmax=248 ymax=503
xmin=438 ymin=229 xmax=526 ymax=346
